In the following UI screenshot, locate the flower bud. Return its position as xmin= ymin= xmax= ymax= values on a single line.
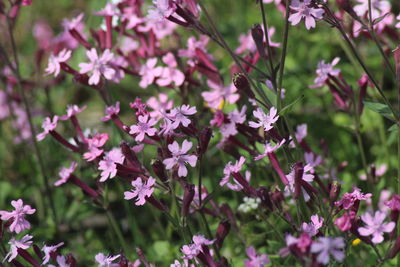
xmin=216 ymin=220 xmax=230 ymax=248
xmin=152 ymin=159 xmax=168 ymax=184
xmin=251 ymin=24 xmax=266 ymax=58
xmin=182 ymin=183 xmax=195 ymax=217
xmin=198 ymin=127 xmax=212 ymax=155
xmin=233 ymin=73 xmax=255 ymax=99
xmin=329 ymin=181 xmax=341 ymax=204
xmin=256 ymin=187 xmax=274 ymax=211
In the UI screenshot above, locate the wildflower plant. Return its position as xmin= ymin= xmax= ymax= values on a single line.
xmin=2 ymin=0 xmax=400 ymax=266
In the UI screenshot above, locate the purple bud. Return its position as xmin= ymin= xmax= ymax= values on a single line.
xmin=120 ymin=142 xmax=139 ymax=166
xmin=257 ymin=187 xmax=274 ymax=211
xmin=198 ymin=127 xmax=212 ymax=155
xmin=152 ymin=159 xmax=168 ymax=184
xmin=182 ymin=183 xmax=195 ymax=216
xmin=233 ymin=73 xmax=255 ymax=99
xmin=329 ymin=181 xmax=341 ymax=204
xmin=216 ymin=220 xmax=230 ymax=248
xmin=251 ymin=24 xmax=266 ymax=58
xmin=293 ymin=162 xmax=304 ymax=199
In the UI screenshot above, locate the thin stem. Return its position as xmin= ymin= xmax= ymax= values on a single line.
xmin=367 ymin=0 xmax=395 ymax=76
xmin=276 ymin=0 xmax=291 ymax=112
xmin=4 ymin=16 xmax=58 ymax=224
xmin=259 ymin=1 xmax=276 ymax=83
xmin=105 ymin=209 xmax=129 ymax=254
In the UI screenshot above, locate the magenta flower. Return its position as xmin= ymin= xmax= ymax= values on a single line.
xmin=311 ymin=58 xmax=341 ymax=88
xmin=202 ymin=80 xmax=240 ymax=109
xmin=124 ymin=177 xmax=156 ymax=206
xmin=129 ymin=115 xmax=158 ymax=142
xmin=163 ymin=140 xmax=198 ymax=177
xmin=168 ymin=105 xmax=197 ymax=129
xmin=95 ymin=253 xmax=120 ymax=267
xmin=139 ymin=58 xmax=163 ymax=88
xmin=289 ymin=0 xmax=325 ymax=30
xmin=60 ymin=105 xmax=86 ymax=120
xmin=386 ymin=195 xmax=400 ymax=211
xmin=37 ymin=116 xmax=58 ymax=141
xmin=334 ymin=211 xmax=355 ymax=232
xmin=335 ymin=187 xmax=372 ymax=210
xmin=396 ymin=14 xmax=400 ymax=28
xmin=54 ymin=161 xmax=77 ymax=186
xmin=42 ymin=242 xmax=64 ymax=264
xmin=63 ymin=13 xmax=84 ymax=30
xmin=4 ymin=234 xmax=33 ymax=262
xmin=98 ymin=148 xmax=125 ymax=182
xmin=0 ymin=199 xmax=36 ymax=234
xmin=310 ymin=237 xmax=345 ymax=265
xmin=157 ymin=53 xmax=185 ymax=87
xmin=244 ymin=246 xmax=270 ymax=267
xmin=102 ymin=102 xmax=120 ymax=121
xmin=45 ymin=49 xmax=71 ymax=77
xmin=220 ymin=156 xmax=246 ymax=190
xmin=255 ymin=139 xmax=285 ymax=161
xmin=302 ymin=214 xmax=323 ymax=236
xmin=284 ymin=233 xmax=312 ymax=254
xmin=249 ymin=107 xmax=279 ymax=132
xmin=147 ymin=0 xmax=176 ymax=22
xmin=181 ymin=235 xmax=214 ymax=260
xmin=79 ymin=48 xmax=115 ymax=85
xmin=358 ymin=211 xmax=395 ymax=243
xmin=147 ymin=93 xmax=174 ymax=120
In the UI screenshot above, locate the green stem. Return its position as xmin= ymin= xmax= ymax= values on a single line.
xmin=105 ymin=209 xmax=129 ymax=254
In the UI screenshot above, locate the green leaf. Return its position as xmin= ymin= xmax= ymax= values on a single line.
xmin=363 ymin=100 xmax=395 ymax=121
xmin=388 ymin=124 xmax=398 ymax=133
xmin=279 ymin=94 xmax=305 ymax=115
xmin=260 ymin=82 xmax=277 ymax=106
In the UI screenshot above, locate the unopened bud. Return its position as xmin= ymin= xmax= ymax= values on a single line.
xmin=233 ymin=73 xmax=255 ymax=99
xmin=251 ymin=24 xmax=266 ymax=58
xmin=198 ymin=127 xmax=212 ymax=155
xmin=329 ymin=181 xmax=341 ymax=204
xmin=182 ymin=183 xmax=195 ymax=216
xmin=216 ymin=220 xmax=230 ymax=248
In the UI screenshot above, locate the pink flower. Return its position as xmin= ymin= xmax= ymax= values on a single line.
xmin=63 ymin=13 xmax=84 ymax=30
xmin=202 ymin=80 xmax=239 ymax=109
xmin=353 ymin=0 xmax=390 ymax=18
xmin=289 ymin=0 xmax=325 ymax=30
xmin=311 ymin=58 xmax=341 ymax=87
xmin=219 ymin=106 xmax=247 ymax=139
xmin=79 ymin=48 xmax=116 ymax=85
xmin=147 ymin=0 xmax=176 ymax=22
xmin=181 ymin=235 xmax=214 ymax=260
xmin=304 ymin=152 xmax=322 ymax=168
xmin=48 ymin=255 xmax=70 ymax=267
xmin=285 ymin=164 xmax=314 ymax=201
xmin=60 ymin=104 xmax=86 ymax=120
xmin=147 ymin=93 xmax=174 ymax=120
xmin=249 ymin=107 xmax=279 ymax=132
xmin=95 ymin=253 xmax=120 ymax=267
xmin=102 ymin=102 xmax=120 ymax=121
xmin=129 ymin=115 xmax=158 ymax=142
xmin=358 ymin=211 xmax=395 ymax=243
xmin=139 ymin=58 xmax=163 ymax=88
xmin=124 ymin=177 xmax=156 ymax=206
xmin=178 ymin=35 xmax=210 ymax=59
xmin=94 ymin=3 xmax=119 ymax=16
xmin=302 ymin=214 xmax=323 ymax=236
xmin=54 ymin=161 xmax=77 ymax=186
xmin=396 ymin=14 xmax=400 ymax=28
xmin=37 ymin=116 xmax=58 ymax=141
xmin=45 ymin=49 xmax=71 ymax=77
xmin=334 ymin=211 xmax=355 ymax=232
xmin=163 ymin=140 xmax=198 ymax=177
xmin=310 ymin=237 xmax=345 ymax=265
xmin=220 ymin=156 xmax=246 ymax=190
xmin=4 ymin=235 xmax=33 ymax=262
xmin=98 ymin=148 xmax=125 ymax=182
xmin=386 ymin=195 xmax=400 ymax=211
xmin=255 ymin=139 xmax=285 ymax=160
xmin=42 ymin=242 xmax=64 ymax=264
xmin=168 ymin=105 xmax=197 ymax=129
xmin=157 ymin=53 xmax=185 ymax=87
xmin=244 ymin=247 xmax=270 ymax=267
xmin=284 ymin=233 xmax=312 ymax=254
xmin=335 ymin=187 xmax=372 ymax=210
xmin=0 ymin=200 xmax=36 ymax=234
xmin=84 ymin=133 xmax=109 ymax=161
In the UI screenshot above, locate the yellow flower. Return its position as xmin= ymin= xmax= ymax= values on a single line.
xmin=352 ymin=238 xmax=361 ymax=246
